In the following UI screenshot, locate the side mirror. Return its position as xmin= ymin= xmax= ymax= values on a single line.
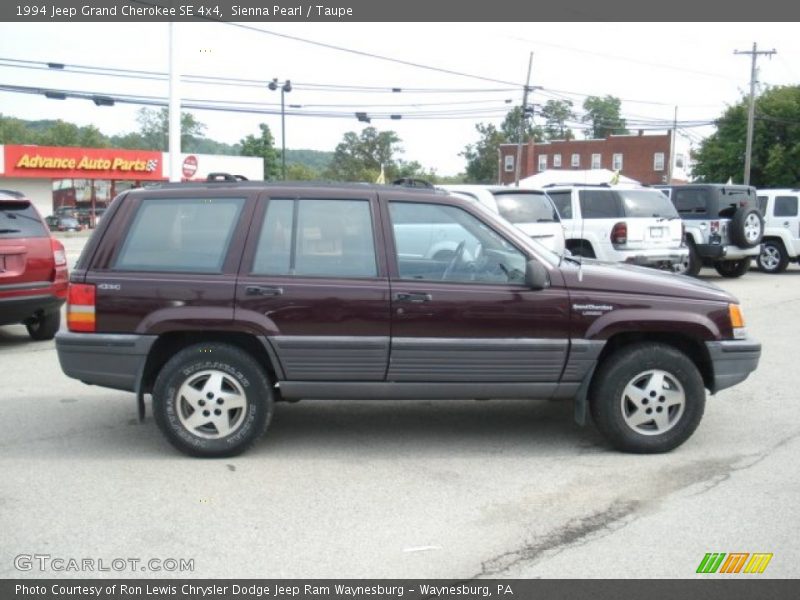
xmin=525 ymin=260 xmax=550 ymax=290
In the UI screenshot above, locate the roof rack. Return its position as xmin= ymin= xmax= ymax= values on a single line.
xmin=206 ymin=172 xmax=249 ymax=182
xmin=0 ymin=189 xmax=26 ymax=198
xmin=392 ymin=177 xmax=434 ymax=189
xmin=542 ymin=182 xmax=611 ymax=188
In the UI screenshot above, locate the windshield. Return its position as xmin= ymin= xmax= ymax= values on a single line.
xmin=492 ymin=192 xmax=559 ymax=224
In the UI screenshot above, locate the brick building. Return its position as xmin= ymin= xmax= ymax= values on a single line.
xmin=499 ymin=131 xmax=691 ymax=186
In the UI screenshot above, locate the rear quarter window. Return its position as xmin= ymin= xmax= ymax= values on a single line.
xmin=578 ymin=190 xmax=623 ymax=219
xmin=0 ymin=201 xmax=48 ymax=239
xmin=547 ymin=191 xmax=572 ymax=219
xmin=114 ymin=197 xmax=245 ymax=273
xmin=672 ymin=189 xmax=709 ymax=217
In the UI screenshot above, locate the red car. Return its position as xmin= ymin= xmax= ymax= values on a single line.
xmin=0 ymin=190 xmax=68 ymax=340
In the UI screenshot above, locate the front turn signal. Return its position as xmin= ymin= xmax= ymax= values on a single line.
xmin=729 ymin=303 xmax=746 ymax=339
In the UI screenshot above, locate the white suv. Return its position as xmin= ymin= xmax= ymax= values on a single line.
xmin=439 ymin=185 xmax=565 ymax=255
xmin=544 ymin=184 xmax=688 ymax=271
xmin=756 ymin=188 xmax=800 ymax=273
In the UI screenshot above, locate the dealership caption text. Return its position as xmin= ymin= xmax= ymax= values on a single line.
xmin=15 ymin=4 xmax=354 ymax=19
xmin=16 ymin=584 xmax=511 ymax=598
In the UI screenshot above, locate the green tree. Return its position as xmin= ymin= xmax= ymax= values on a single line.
xmin=693 ymin=85 xmax=800 ymax=187
xmin=324 ymin=127 xmax=402 ymax=182
xmin=461 ymin=106 xmax=544 ymax=183
xmin=0 ymin=114 xmax=34 ymax=144
xmin=541 ymin=99 xmax=576 ymax=140
xmin=582 ymin=95 xmax=628 ymax=139
xmin=240 ymin=123 xmax=280 ymax=180
xmin=35 ymin=120 xmax=82 ymax=146
xmin=286 ymin=163 xmax=320 ymax=181
xmin=135 ymin=107 xmax=207 ymax=151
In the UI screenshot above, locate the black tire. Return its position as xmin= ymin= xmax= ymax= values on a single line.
xmin=589 ymin=343 xmax=706 ymax=453
xmin=713 ymin=259 xmax=751 ymax=278
xmin=677 ymin=240 xmax=702 ymax=277
xmin=152 ymin=343 xmax=273 ymax=458
xmin=26 ymin=311 xmax=60 ymax=341
xmin=729 ymin=208 xmax=764 ymax=248
xmin=756 ymin=240 xmax=790 ymax=274
xmin=568 ymin=241 xmax=596 ymax=258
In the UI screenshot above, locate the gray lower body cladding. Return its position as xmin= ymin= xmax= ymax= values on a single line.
xmin=705 ymin=339 xmax=761 ymax=393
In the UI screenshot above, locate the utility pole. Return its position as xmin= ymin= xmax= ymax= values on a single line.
xmin=734 ymin=42 xmax=776 ymax=185
xmin=514 ymin=52 xmax=533 ymax=187
xmin=667 ymin=105 xmax=677 ymax=183
xmin=168 ymin=23 xmax=181 ymax=182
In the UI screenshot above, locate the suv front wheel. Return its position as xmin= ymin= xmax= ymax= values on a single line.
xmin=590 ymin=343 xmax=706 ymax=453
xmin=153 ymin=343 xmax=273 ymax=457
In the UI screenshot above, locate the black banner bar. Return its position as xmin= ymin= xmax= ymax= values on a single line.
xmin=0 ymin=0 xmax=795 ymax=22
xmin=3 ymin=580 xmax=799 ymax=600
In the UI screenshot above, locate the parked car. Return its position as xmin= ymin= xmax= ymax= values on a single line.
xmin=438 ymin=185 xmax=566 ymax=255
xmin=45 ymin=215 xmax=83 ymax=232
xmin=55 ymin=177 xmax=760 ymax=457
xmin=544 ymin=184 xmax=688 ymax=271
xmin=754 ymin=189 xmax=800 ymax=273
xmin=657 ymin=184 xmax=764 ymax=277
xmin=0 ymin=190 xmax=69 ymax=340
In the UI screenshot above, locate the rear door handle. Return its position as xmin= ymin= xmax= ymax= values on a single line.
xmin=246 ymin=285 xmax=284 ymax=297
xmin=394 ymin=292 xmax=432 ymax=303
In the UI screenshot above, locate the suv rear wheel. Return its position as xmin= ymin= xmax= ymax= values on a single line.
xmin=713 ymin=259 xmax=751 ymax=278
xmin=26 ymin=311 xmax=61 ymax=341
xmin=590 ymin=343 xmax=705 ymax=453
xmin=756 ymin=240 xmax=790 ymax=274
xmin=152 ymin=343 xmax=273 ymax=457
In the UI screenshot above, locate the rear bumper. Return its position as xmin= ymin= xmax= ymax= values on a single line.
xmin=0 ymin=293 xmax=64 ymax=326
xmin=706 ymin=339 xmax=761 ymax=394
xmin=55 ymin=332 xmax=156 ymax=392
xmin=696 ymin=243 xmax=761 ymax=260
xmin=620 ymin=248 xmax=689 ymax=269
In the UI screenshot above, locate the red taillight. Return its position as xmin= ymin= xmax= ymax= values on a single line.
xmin=710 ymin=220 xmax=720 ymax=234
xmin=67 ymin=283 xmax=96 ymax=332
xmin=51 ymin=238 xmax=67 ymax=267
xmin=611 ymin=221 xmax=628 ymax=246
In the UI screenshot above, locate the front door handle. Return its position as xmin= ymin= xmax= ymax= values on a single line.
xmin=394 ymin=292 xmax=432 ymax=303
xmin=246 ymin=285 xmax=284 ymax=297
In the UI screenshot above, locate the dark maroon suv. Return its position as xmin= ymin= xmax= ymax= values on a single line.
xmin=55 ymin=179 xmax=761 ymax=457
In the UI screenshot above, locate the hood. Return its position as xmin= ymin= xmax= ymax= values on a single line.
xmin=560 ymin=259 xmax=737 ymax=304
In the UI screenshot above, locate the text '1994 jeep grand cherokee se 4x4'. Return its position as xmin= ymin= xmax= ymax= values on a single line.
xmin=55 ymin=179 xmax=761 ymax=457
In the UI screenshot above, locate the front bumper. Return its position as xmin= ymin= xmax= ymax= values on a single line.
xmin=706 ymin=339 xmax=761 ymax=394
xmin=55 ymin=332 xmax=156 ymax=392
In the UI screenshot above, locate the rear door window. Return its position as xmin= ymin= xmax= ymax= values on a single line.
xmin=0 ymin=201 xmax=48 ymax=239
xmin=547 ymin=191 xmax=572 ymax=219
xmin=114 ymin=197 xmax=245 ymax=273
xmin=252 ymin=198 xmax=378 ymax=278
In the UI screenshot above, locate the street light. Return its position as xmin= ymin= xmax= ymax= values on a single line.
xmin=268 ymin=78 xmax=292 ymax=180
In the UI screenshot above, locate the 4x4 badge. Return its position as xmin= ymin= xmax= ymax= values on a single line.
xmin=573 ymin=303 xmax=613 ymax=316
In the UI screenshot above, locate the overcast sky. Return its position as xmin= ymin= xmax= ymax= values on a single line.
xmin=1 ymin=22 xmax=798 ymax=175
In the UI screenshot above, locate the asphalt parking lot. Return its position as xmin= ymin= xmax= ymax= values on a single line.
xmin=1 ymin=233 xmax=798 ymax=579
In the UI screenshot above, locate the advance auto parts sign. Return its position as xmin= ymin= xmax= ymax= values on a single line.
xmin=4 ymin=145 xmax=163 ymax=180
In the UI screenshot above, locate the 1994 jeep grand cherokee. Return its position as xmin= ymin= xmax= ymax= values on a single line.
xmin=55 ymin=179 xmax=761 ymax=457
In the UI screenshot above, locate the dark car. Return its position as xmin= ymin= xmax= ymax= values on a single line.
xmin=55 ymin=177 xmax=761 ymax=457
xmin=1 ymin=190 xmax=69 ymax=340
xmin=45 ymin=215 xmax=83 ymax=232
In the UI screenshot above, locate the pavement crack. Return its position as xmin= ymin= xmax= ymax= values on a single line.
xmin=474 ymin=499 xmax=640 ymax=578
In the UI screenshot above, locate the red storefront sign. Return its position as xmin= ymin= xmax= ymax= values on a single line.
xmin=3 ymin=145 xmax=163 ymax=180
